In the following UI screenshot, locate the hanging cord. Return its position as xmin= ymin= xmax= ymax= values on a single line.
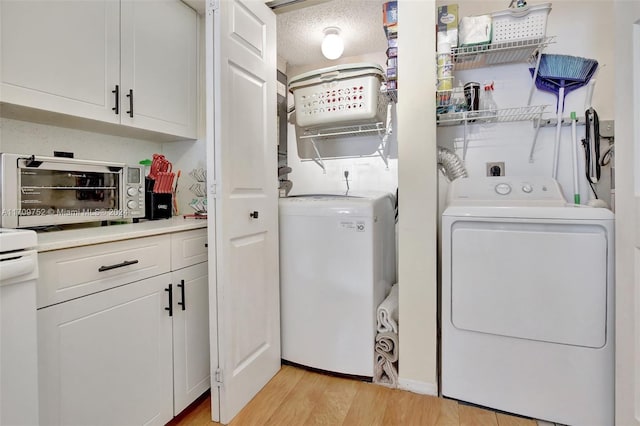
xmin=600 ymin=143 xmax=614 ymax=167
xmin=581 ymin=107 xmax=601 ymax=199
xmin=394 ymin=188 xmax=398 ymax=223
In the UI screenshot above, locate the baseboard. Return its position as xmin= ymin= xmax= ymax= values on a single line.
xmin=398 ymin=378 xmax=438 ymax=396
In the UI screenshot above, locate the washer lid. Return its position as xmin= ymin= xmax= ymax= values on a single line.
xmin=279 ymin=191 xmax=393 ymax=217
xmin=444 ymin=204 xmax=614 ymax=220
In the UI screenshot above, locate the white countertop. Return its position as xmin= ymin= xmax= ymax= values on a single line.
xmin=36 ymin=217 xmax=208 ymax=252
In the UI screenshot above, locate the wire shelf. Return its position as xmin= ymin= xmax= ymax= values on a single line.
xmin=451 ymin=36 xmax=555 ymax=70
xmin=298 ymin=122 xmax=387 ymax=140
xmin=437 ymin=105 xmax=549 ymax=126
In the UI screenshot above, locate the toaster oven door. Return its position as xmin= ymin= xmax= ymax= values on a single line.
xmin=18 ymin=164 xmax=122 ymax=227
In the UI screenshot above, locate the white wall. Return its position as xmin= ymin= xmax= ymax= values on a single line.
xmin=437 ymin=0 xmax=615 ymax=209
xmin=613 ymin=1 xmax=639 ymax=424
xmin=397 ymin=0 xmax=438 ymax=394
xmin=286 ymin=51 xmax=398 ymax=196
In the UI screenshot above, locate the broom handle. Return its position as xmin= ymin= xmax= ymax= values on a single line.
xmin=571 ymin=112 xmax=580 ymax=204
xmin=552 ymin=86 xmax=565 ymax=179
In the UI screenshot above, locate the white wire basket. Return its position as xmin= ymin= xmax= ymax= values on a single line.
xmin=289 ymin=63 xmax=388 ymax=130
xmin=491 ymin=3 xmax=551 ymax=43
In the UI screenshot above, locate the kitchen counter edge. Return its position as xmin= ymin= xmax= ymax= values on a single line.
xmin=36 ymin=217 xmax=208 ymax=252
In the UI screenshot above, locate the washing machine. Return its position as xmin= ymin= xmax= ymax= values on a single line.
xmin=441 ymin=176 xmax=614 ymax=426
xmin=279 ymin=192 xmax=396 ymax=378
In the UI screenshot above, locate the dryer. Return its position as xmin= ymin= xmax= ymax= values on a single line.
xmin=441 ymin=177 xmax=614 ymax=425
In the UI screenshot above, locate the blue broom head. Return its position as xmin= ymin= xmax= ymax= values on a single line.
xmin=529 ymin=68 xmax=590 ymax=112
xmin=537 ymin=54 xmax=599 ymax=82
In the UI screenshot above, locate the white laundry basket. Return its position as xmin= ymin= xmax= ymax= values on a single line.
xmin=491 ymin=3 xmax=551 ymax=43
xmin=289 ymin=63 xmax=388 ymax=129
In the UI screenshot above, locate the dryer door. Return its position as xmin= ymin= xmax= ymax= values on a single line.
xmin=450 ymin=219 xmax=609 ymax=348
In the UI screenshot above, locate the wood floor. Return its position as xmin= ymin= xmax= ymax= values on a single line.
xmin=169 ymin=365 xmax=537 ymax=426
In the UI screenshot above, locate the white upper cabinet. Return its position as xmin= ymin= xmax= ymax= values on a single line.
xmin=1 ymin=0 xmax=121 ymax=124
xmin=0 ymin=0 xmax=197 ymax=140
xmin=120 ymin=0 xmax=197 ymax=139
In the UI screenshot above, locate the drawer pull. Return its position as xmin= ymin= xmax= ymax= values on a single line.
xmin=165 ymin=284 xmax=173 ymax=317
xmin=177 ymin=280 xmax=186 ymax=311
xmin=98 ymin=259 xmax=139 ymax=272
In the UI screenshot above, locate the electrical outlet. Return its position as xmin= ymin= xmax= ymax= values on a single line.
xmin=600 ymin=120 xmax=614 ymax=139
xmin=486 ymin=162 xmax=505 ymax=176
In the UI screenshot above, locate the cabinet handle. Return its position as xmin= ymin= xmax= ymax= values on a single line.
xmin=112 ymin=85 xmax=119 ymax=115
xmin=126 ymin=89 xmax=134 ymax=117
xmin=165 ymin=284 xmax=173 ymax=317
xmin=177 ymin=279 xmax=186 ymax=311
xmin=249 ymin=211 xmax=259 ymax=219
xmin=98 ymin=259 xmax=138 ymax=272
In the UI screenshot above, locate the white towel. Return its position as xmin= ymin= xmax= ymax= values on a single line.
xmin=377 ymin=283 xmax=399 ymax=334
xmin=373 ymin=353 xmax=399 ymax=387
xmin=375 ymin=331 xmax=399 ymax=363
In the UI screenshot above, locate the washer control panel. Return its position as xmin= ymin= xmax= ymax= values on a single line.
xmin=448 ymin=176 xmax=567 ymax=205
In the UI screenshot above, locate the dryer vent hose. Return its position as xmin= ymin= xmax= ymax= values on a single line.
xmin=438 ymin=147 xmax=468 ymax=181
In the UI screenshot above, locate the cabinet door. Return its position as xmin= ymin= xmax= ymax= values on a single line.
xmin=120 ymin=0 xmax=197 ymax=139
xmin=172 ymin=262 xmax=210 ymax=415
xmin=38 ymin=274 xmax=174 ymax=426
xmin=0 ymin=0 xmax=120 ymax=123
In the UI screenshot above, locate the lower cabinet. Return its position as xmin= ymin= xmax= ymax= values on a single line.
xmin=38 ymin=274 xmax=175 ymax=426
xmin=171 ymin=261 xmax=210 ymax=415
xmin=37 ymin=231 xmax=209 ymax=425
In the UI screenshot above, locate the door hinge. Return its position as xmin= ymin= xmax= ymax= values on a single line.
xmin=214 ymin=368 xmax=223 ymax=386
xmin=209 ymin=181 xmax=217 ymax=195
xmin=207 ymin=0 xmax=220 ymax=15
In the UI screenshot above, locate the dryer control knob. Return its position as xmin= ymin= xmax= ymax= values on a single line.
xmin=522 ymin=184 xmax=533 ymax=193
xmin=495 ymin=183 xmax=512 ymax=195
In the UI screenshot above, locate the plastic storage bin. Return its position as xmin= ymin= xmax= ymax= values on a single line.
xmin=491 ymin=3 xmax=551 ymax=43
xmin=289 ymin=63 xmax=388 ymax=129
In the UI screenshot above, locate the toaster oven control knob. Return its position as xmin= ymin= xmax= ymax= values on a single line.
xmin=127 ymin=187 xmax=137 ymax=196
xmin=127 ymin=200 xmax=137 ymax=209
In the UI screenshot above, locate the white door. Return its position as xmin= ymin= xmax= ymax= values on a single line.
xmin=0 ymin=0 xmax=120 ymax=123
xmin=615 ymin=2 xmax=640 ymax=425
xmin=206 ymin=0 xmax=279 ymax=423
xmin=120 ymin=0 xmax=198 ymax=139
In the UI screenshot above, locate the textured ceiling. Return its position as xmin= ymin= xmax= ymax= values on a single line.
xmin=276 ymin=0 xmax=389 ymax=69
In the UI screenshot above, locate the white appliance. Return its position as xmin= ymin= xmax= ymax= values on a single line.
xmin=279 ymin=192 xmax=396 ymax=377
xmin=0 ymin=228 xmax=39 ymax=425
xmin=441 ymin=176 xmax=614 ymax=425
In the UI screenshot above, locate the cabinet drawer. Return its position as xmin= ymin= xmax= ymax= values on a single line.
xmin=38 ymin=235 xmax=170 ymax=308
xmin=171 ymin=229 xmax=208 ymax=270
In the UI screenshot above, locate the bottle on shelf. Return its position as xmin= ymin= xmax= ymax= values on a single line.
xmin=436 ymin=42 xmax=453 ymax=107
xmin=450 ymin=83 xmax=467 ymax=113
xmin=480 ymin=81 xmax=498 ymax=121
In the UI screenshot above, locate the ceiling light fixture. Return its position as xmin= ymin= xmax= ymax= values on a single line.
xmin=321 ymin=27 xmax=344 ymax=60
